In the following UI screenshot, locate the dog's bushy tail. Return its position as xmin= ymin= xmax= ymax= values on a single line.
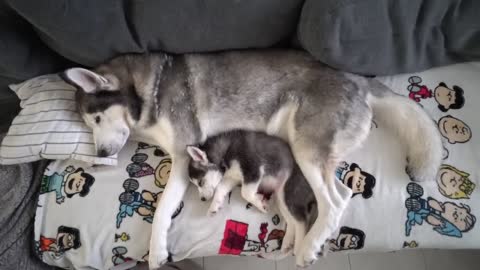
xmin=366 ymin=79 xmax=443 ymax=182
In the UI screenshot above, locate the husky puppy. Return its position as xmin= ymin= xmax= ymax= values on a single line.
xmin=187 ymin=130 xmax=293 ymax=214
xmin=62 ymin=49 xmax=443 ymax=268
xmin=187 ymin=130 xmax=317 ymax=255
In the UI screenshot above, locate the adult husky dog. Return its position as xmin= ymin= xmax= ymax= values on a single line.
xmin=63 ymin=50 xmax=442 ymax=268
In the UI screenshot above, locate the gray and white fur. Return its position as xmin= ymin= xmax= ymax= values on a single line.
xmin=62 ymin=49 xmax=443 ymax=268
xmin=186 ymin=130 xmax=318 ymax=256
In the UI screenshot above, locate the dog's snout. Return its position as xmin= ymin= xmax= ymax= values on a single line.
xmin=201 ymin=197 xmax=206 ymax=202
xmin=98 ymin=149 xmax=109 ymax=157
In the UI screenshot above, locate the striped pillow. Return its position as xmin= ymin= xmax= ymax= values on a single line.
xmin=0 ymin=74 xmax=117 ymax=165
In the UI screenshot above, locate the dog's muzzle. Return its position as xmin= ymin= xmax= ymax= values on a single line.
xmin=97 ymin=149 xmax=110 ymax=157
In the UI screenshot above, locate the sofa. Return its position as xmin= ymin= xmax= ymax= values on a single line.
xmin=2 ymin=0 xmax=480 ymax=132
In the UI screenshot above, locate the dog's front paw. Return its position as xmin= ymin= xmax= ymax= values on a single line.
xmin=207 ymin=202 xmax=223 ymax=216
xmin=148 ymin=244 xmax=169 ymax=269
xmin=207 ymin=208 xmax=220 ymax=217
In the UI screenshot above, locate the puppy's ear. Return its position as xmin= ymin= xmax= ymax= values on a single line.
xmin=62 ymin=68 xmax=112 ymax=93
xmin=186 ymin=146 xmax=209 ymax=165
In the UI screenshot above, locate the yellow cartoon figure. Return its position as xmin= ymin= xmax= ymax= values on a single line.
xmin=437 ymin=164 xmax=475 ymax=199
xmin=438 ymin=115 xmax=472 ymax=144
xmin=155 ymin=158 xmax=172 ymax=188
xmin=403 ymin=241 xmax=418 ymax=248
xmin=114 ymin=232 xmax=130 ymax=242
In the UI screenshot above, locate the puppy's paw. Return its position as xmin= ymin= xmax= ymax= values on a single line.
xmin=207 ymin=203 xmax=222 ymax=217
xmin=207 ymin=209 xmax=219 ymax=217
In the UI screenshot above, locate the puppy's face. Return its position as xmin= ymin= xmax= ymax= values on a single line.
xmin=188 ymin=162 xmax=223 ymax=201
xmin=186 ymin=146 xmax=223 ymax=201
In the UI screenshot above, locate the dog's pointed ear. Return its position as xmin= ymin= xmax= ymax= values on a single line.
xmin=62 ymin=68 xmax=111 ymax=93
xmin=186 ymin=145 xmax=209 ymax=165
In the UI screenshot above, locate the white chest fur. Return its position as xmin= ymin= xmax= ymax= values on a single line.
xmin=223 ymin=160 xmax=245 ymax=183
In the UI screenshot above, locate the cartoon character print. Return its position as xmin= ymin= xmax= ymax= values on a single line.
xmin=116 ymin=178 xmax=183 ymax=228
xmin=407 ymin=76 xmax=465 ymax=112
xmin=116 ymin=178 xmax=159 ymax=228
xmin=137 ymin=142 xmax=166 ymax=157
xmin=142 ymin=251 xmax=149 ymax=262
xmin=126 ymin=153 xmax=155 ymax=178
xmin=114 ymin=232 xmax=130 ymax=242
xmin=40 ymin=166 xmax=95 ymax=204
xmin=272 ymin=215 xmax=280 ymax=226
xmin=437 ymin=164 xmax=475 ymax=199
xmin=219 ymin=220 xmax=249 ymax=255
xmin=403 ymin=241 xmax=418 ymax=248
xmin=434 ymin=83 xmax=465 ymax=112
xmin=406 ymin=78 xmax=465 ymax=112
xmin=36 ymin=226 xmax=81 ymax=259
xmin=438 ymin=115 xmax=472 ymax=144
xmin=112 ymin=246 xmax=134 ymax=266
xmin=329 ymin=226 xmax=366 ymax=252
xmin=242 ymin=223 xmax=285 ymax=254
xmin=218 ymin=220 xmax=285 ymax=256
xmin=126 ymin=142 xmax=167 ymax=178
xmin=405 ymin=182 xmax=476 ymax=238
xmin=407 ymin=76 xmax=432 ymax=102
xmin=155 ymin=157 xmax=171 ymax=188
xmin=336 ymin=161 xmax=376 ymax=199
xmin=442 ymin=146 xmax=449 ymax=160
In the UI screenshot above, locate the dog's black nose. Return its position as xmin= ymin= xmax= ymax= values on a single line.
xmin=201 ymin=197 xmax=206 ymax=202
xmin=98 ymin=149 xmax=109 ymax=157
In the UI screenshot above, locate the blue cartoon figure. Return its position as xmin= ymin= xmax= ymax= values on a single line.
xmin=40 ymin=166 xmax=95 ymax=204
xmin=111 ymin=246 xmax=134 ymax=266
xmin=405 ymin=182 xmax=476 ymax=238
xmin=116 ymin=178 xmax=159 ymax=228
xmin=336 ymin=161 xmax=376 ymax=199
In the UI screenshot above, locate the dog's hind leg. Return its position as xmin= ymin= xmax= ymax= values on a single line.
xmin=275 ymin=189 xmax=297 ymax=254
xmin=289 ymin=118 xmax=370 ymax=267
xmin=281 ymin=222 xmax=296 ymax=255
xmin=149 ymin=154 xmax=190 ymax=269
xmin=293 ymin=221 xmax=306 ymax=258
xmin=289 ymin=149 xmax=347 ymax=267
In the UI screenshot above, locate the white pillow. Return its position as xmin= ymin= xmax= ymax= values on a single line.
xmin=0 ymin=74 xmax=117 ymax=165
